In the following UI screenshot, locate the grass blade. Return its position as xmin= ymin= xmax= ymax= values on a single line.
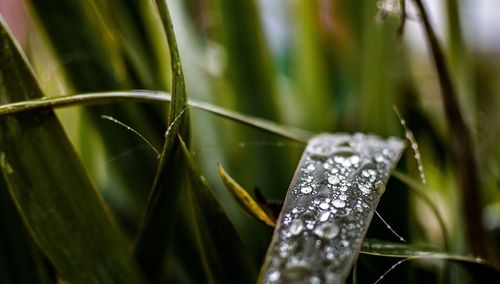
xmin=133 ymin=0 xmax=189 ymax=281
xmin=179 ymin=136 xmax=258 ymax=284
xmin=0 ymin=177 xmax=53 ymax=284
xmin=0 ymin=19 xmax=145 ymax=284
xmin=410 ymin=0 xmax=493 ymax=259
xmin=217 ymin=162 xmax=276 ymax=227
xmin=361 ymin=239 xmax=500 ymax=283
xmin=0 ymin=91 xmax=312 ymax=143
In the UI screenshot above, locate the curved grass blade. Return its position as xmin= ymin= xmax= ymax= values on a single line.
xmin=216 ymin=162 xmax=276 ymax=227
xmin=0 ymin=91 xmax=312 ymax=143
xmin=179 ymin=136 xmax=258 ymax=284
xmin=133 ymin=1 xmax=189 ymax=282
xmin=0 ymin=18 xmax=145 ymax=284
xmin=360 ymin=239 xmax=500 ymax=283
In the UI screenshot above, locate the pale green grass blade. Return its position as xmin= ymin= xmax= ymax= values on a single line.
xmin=0 ymin=19 xmax=145 ymax=284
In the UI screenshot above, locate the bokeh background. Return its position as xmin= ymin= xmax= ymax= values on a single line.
xmin=1 ymin=0 xmax=499 ymax=282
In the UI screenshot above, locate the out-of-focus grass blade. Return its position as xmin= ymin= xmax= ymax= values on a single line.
xmin=361 ymin=239 xmax=500 ymax=281
xmin=0 ymin=91 xmax=312 ymax=143
xmin=0 ymin=19 xmax=145 ymax=284
xmin=26 ymin=0 xmax=167 ymax=234
xmin=0 ymin=177 xmax=53 ymax=284
xmin=217 ymin=162 xmax=276 ymax=227
xmin=133 ymin=0 xmax=189 ymax=282
xmin=213 ymin=0 xmax=277 ymax=119
xmin=179 ymin=136 xmax=258 ymax=284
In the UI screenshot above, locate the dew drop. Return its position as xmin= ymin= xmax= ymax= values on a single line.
xmin=284 ymin=259 xmax=312 ymax=280
xmin=328 ymin=176 xmax=340 ymax=185
xmin=319 ymin=211 xmax=331 ymax=222
xmin=301 ymin=186 xmax=313 ymax=194
xmin=359 ymin=185 xmax=371 ymax=194
xmin=289 ymin=219 xmax=304 ymax=236
xmin=332 ymin=199 xmax=346 ymax=208
xmin=268 ymin=271 xmax=281 ymax=282
xmin=319 ymin=202 xmax=330 ymax=210
xmin=310 ymin=276 xmax=321 ymax=284
xmin=341 ymin=159 xmax=352 ymax=168
xmin=306 ymin=164 xmax=316 ymax=171
xmin=333 ymin=156 xmax=345 ymax=164
xmin=313 ymin=222 xmax=340 ymax=239
xmin=349 ymin=155 xmax=360 ymax=165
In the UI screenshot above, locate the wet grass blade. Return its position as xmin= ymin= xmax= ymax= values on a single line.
xmin=0 ymin=19 xmax=145 ymax=284
xmin=217 ymin=162 xmax=276 ymax=227
xmin=179 ymin=136 xmax=258 ymax=284
xmin=0 ymin=91 xmax=312 ymax=143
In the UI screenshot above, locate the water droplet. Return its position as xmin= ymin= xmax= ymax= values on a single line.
xmin=328 ymin=176 xmax=340 ymax=185
xmin=289 ymin=219 xmax=304 ymax=236
xmin=359 ymin=185 xmax=371 ymax=194
xmin=268 ymin=271 xmax=281 ymax=282
xmin=284 ymin=259 xmax=312 ymax=280
xmin=333 ymin=156 xmax=345 ymax=164
xmin=308 ymin=141 xmax=335 ymax=159
xmin=319 ymin=211 xmax=330 ymax=222
xmin=342 ymin=159 xmax=352 ymax=168
xmin=319 ymin=202 xmax=330 ymax=210
xmin=331 ymin=168 xmax=339 ymax=174
xmin=314 ymin=222 xmax=340 ymax=239
xmin=301 ymin=186 xmax=312 ymax=194
xmin=323 ymin=163 xmax=331 ymax=170
xmin=339 ymin=194 xmax=347 ymax=201
xmin=306 ymin=164 xmax=316 ymax=171
xmin=310 ymin=276 xmax=321 ymax=284
xmin=332 ymin=199 xmax=346 ymax=208
xmin=350 ymin=155 xmax=360 ymax=165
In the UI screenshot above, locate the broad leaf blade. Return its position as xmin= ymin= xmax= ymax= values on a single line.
xmin=0 ymin=176 xmax=53 ymax=284
xmin=179 ymin=136 xmax=258 ymax=284
xmin=0 ymin=19 xmax=145 ymax=284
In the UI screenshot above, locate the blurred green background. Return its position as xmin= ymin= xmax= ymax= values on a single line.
xmin=1 ymin=0 xmax=499 ymax=283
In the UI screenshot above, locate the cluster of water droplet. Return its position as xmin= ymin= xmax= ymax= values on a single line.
xmin=262 ymin=133 xmax=404 ymax=283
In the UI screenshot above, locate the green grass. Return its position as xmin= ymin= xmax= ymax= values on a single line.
xmin=1 ymin=0 xmax=499 ymax=283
